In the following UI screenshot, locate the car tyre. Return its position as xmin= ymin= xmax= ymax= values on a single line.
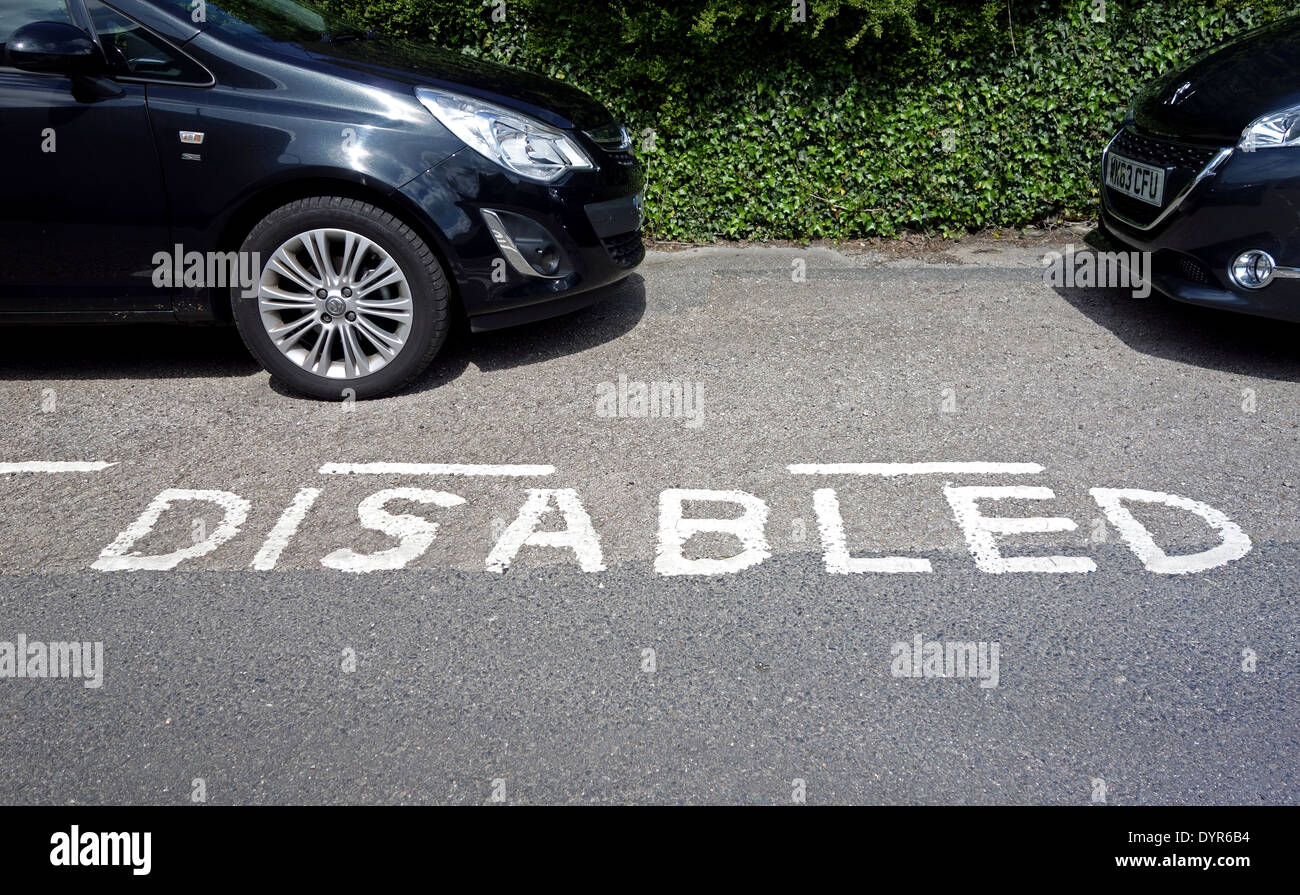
xmin=232 ymin=196 xmax=451 ymax=400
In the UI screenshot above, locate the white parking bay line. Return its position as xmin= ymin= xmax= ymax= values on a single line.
xmin=787 ymin=462 xmax=1045 ymax=476
xmin=318 ymin=463 xmax=555 ymax=476
xmin=0 ymin=461 xmax=116 ymax=473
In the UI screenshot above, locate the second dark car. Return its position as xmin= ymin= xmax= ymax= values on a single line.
xmin=0 ymin=0 xmax=644 ymax=397
xmin=1097 ymin=16 xmax=1300 ymax=322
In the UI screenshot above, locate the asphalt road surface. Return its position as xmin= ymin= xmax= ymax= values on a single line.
xmin=0 ymin=238 xmax=1296 ymax=804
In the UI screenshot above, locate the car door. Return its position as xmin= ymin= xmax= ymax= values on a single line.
xmin=0 ymin=0 xmax=171 ymax=313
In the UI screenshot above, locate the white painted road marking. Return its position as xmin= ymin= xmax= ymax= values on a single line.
xmin=35 ymin=458 xmax=1250 ymax=575
xmin=92 ymin=489 xmax=250 ymax=572
xmin=655 ymin=489 xmax=771 ymax=576
xmin=943 ymin=485 xmax=1097 ymax=574
xmin=485 ymin=488 xmax=606 ymax=573
xmin=321 ymin=488 xmax=466 ymax=574
xmin=1090 ymin=488 xmax=1253 ymax=574
xmin=788 ymin=462 xmax=1044 ymax=476
xmin=318 ymin=463 xmax=555 ymax=476
xmin=0 ymin=461 xmax=116 ymax=473
xmin=813 ymin=488 xmax=933 ymax=573
xmin=251 ymin=487 xmax=321 ymax=571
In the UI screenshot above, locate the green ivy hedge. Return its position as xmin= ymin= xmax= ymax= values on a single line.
xmin=319 ymin=0 xmax=1298 ymax=240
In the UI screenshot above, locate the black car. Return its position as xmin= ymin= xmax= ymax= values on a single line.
xmin=1097 ymin=17 xmax=1300 ymax=322
xmin=0 ymin=0 xmax=644 ymax=398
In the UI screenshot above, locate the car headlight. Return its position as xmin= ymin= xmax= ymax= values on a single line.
xmin=1239 ymin=103 xmax=1300 ymax=152
xmin=416 ymin=86 xmax=594 ymax=181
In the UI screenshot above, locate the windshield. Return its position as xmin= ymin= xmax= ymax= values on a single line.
xmin=153 ymin=0 xmax=357 ymax=42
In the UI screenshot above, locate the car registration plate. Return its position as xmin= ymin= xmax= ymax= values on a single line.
xmin=1105 ymin=152 xmax=1165 ymax=206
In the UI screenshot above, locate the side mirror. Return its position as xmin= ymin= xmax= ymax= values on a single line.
xmin=8 ymin=21 xmax=104 ymax=76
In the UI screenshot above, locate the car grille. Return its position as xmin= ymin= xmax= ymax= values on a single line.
xmin=602 ymin=230 xmax=644 ymax=269
xmin=1103 ymin=127 xmax=1229 ymax=230
xmin=1174 ymin=254 xmax=1216 ymax=286
xmin=603 ymin=149 xmax=637 ymax=168
xmin=1155 ymin=250 xmax=1220 ymax=288
xmin=1109 ymin=129 xmax=1221 ymax=171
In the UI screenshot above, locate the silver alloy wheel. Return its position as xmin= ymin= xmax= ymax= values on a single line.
xmin=258 ymin=228 xmax=414 ymax=379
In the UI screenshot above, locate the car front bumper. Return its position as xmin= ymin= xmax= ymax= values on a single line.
xmin=398 ymin=147 xmax=645 ymax=332
xmin=1098 ymin=126 xmax=1300 ymax=322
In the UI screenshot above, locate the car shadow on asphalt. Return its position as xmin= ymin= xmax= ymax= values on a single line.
xmin=0 ymin=320 xmax=261 ymax=381
xmin=1053 ymin=286 xmax=1300 ymax=383
xmin=0 ymin=275 xmax=646 ymax=395
xmin=390 ymin=272 xmax=647 ymax=398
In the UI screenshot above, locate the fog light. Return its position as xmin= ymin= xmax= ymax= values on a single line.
xmin=1230 ymin=250 xmax=1276 ymax=289
xmin=480 ymin=209 xmax=571 ymax=279
xmin=534 ymin=245 xmax=561 ymax=276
